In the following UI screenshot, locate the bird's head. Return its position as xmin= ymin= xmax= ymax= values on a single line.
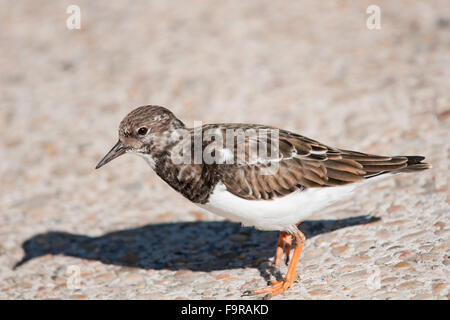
xmin=96 ymin=105 xmax=185 ymax=169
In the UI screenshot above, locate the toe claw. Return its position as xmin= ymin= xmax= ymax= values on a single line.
xmin=242 ymin=290 xmax=251 ymax=296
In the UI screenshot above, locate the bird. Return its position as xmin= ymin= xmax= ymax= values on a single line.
xmin=96 ymin=105 xmax=430 ymax=298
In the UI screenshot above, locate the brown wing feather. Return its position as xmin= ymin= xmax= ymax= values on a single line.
xmin=205 ymin=124 xmax=430 ymax=201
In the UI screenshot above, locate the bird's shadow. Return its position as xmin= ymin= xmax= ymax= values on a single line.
xmin=15 ymin=215 xmax=380 ymax=282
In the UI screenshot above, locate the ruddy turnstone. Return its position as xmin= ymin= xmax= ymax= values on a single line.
xmin=96 ymin=105 xmax=430 ymax=298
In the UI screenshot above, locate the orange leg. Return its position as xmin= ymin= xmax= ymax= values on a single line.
xmin=250 ymin=229 xmax=306 ymax=298
xmin=274 ymin=232 xmax=292 ymax=265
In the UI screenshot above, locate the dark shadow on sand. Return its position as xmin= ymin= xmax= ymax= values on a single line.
xmin=15 ymin=215 xmax=380 ymax=278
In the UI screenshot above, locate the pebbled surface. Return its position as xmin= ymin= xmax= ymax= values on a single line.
xmin=0 ymin=0 xmax=448 ymax=299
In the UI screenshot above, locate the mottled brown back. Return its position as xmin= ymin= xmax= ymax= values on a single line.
xmin=202 ymin=124 xmax=430 ymax=201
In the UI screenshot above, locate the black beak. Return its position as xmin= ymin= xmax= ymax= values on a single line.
xmin=95 ymin=140 xmax=126 ymax=169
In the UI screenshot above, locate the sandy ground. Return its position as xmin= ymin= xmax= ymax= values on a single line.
xmin=0 ymin=1 xmax=449 ymax=299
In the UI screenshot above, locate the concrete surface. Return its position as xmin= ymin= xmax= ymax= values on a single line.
xmin=0 ymin=0 xmax=449 ymax=299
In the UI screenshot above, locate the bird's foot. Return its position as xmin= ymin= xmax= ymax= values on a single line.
xmin=245 ymin=273 xmax=298 ymax=299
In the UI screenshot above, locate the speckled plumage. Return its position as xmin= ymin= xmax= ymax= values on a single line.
xmin=99 ymin=105 xmax=430 ymax=211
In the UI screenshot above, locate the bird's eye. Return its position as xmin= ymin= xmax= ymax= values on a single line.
xmin=138 ymin=127 xmax=148 ymax=135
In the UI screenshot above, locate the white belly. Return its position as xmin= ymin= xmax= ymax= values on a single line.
xmin=198 ymin=182 xmax=359 ymax=232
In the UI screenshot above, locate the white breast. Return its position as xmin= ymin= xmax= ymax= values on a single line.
xmin=198 ymin=182 xmax=360 ymax=232
xmin=135 ymin=152 xmax=156 ymax=170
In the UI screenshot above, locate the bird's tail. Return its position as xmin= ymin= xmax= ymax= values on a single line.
xmin=396 ymin=156 xmax=431 ymax=173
